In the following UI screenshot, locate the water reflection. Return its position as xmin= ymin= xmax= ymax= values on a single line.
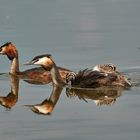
xmin=66 ymin=87 xmax=124 ymax=106
xmin=0 ymin=75 xmax=19 ymax=109
xmin=24 ymin=85 xmax=63 ymax=115
xmin=0 ymin=73 xmax=130 ymax=114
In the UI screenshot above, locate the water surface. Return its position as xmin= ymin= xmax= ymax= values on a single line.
xmin=0 ymin=0 xmax=140 ymax=140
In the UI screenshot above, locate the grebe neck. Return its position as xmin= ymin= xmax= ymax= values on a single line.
xmin=49 ymin=85 xmax=63 ymax=109
xmin=48 ymin=61 xmax=66 ymax=86
xmin=10 ymin=53 xmax=19 ymax=74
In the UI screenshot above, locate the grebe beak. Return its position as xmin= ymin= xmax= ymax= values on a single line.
xmin=24 ymin=60 xmax=35 ymax=65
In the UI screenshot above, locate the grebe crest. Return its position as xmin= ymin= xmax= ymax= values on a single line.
xmin=93 ymin=63 xmax=116 ymax=73
xmin=0 ymin=42 xmax=18 ymax=60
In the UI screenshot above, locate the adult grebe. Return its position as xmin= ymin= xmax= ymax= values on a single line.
xmin=66 ymin=68 xmax=131 ymax=88
xmin=25 ymin=54 xmax=67 ymax=87
xmin=0 ymin=42 xmax=72 ymax=84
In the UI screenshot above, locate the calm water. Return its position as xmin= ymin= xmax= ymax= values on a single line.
xmin=0 ymin=0 xmax=140 ymax=140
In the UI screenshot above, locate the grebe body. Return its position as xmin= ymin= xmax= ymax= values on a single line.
xmin=0 ymin=42 xmax=72 ymax=84
xmin=67 ymin=69 xmax=131 ymax=88
xmin=93 ymin=63 xmax=116 ymax=73
xmin=26 ymin=54 xmax=67 ymax=87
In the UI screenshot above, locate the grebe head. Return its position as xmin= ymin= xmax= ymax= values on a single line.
xmin=66 ymin=72 xmax=76 ymax=83
xmin=93 ymin=63 xmax=116 ymax=73
xmin=25 ymin=54 xmax=53 ymax=69
xmin=0 ymin=42 xmax=18 ymax=60
xmin=24 ymin=101 xmax=53 ymax=115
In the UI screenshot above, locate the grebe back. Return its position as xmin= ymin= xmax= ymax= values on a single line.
xmin=66 ymin=68 xmax=131 ymax=88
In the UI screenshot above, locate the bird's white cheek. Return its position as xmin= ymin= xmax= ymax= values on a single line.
xmin=93 ymin=65 xmax=100 ymax=71
xmin=34 ymin=57 xmax=48 ymax=65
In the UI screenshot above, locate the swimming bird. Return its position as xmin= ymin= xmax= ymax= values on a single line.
xmin=0 ymin=42 xmax=73 ymax=84
xmin=66 ymin=68 xmax=131 ymax=88
xmin=25 ymin=54 xmax=67 ymax=87
xmin=93 ymin=63 xmax=116 ymax=74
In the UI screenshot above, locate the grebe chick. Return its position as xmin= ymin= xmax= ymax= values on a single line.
xmin=66 ymin=68 xmax=131 ymax=88
xmin=0 ymin=75 xmax=19 ymax=109
xmin=0 ymin=42 xmax=73 ymax=84
xmin=26 ymin=54 xmax=67 ymax=87
xmin=93 ymin=63 xmax=116 ymax=73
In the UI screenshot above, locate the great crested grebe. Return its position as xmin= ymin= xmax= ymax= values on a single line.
xmin=0 ymin=42 xmax=73 ymax=84
xmin=25 ymin=54 xmax=67 ymax=87
xmin=25 ymin=54 xmax=131 ymax=88
xmin=66 ymin=68 xmax=131 ymax=88
xmin=93 ymin=63 xmax=116 ymax=74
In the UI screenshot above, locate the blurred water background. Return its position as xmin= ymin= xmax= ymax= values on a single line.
xmin=0 ymin=0 xmax=140 ymax=140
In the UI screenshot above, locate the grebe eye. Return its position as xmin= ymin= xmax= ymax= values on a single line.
xmin=33 ymin=58 xmax=39 ymax=63
xmin=36 ymin=58 xmax=39 ymax=61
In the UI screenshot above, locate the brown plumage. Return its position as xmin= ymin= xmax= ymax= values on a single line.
xmin=93 ymin=63 xmax=116 ymax=73
xmin=66 ymin=69 xmax=131 ymax=88
xmin=0 ymin=42 xmax=73 ymax=84
xmin=25 ymin=54 xmax=67 ymax=87
xmin=26 ymin=53 xmax=131 ymax=88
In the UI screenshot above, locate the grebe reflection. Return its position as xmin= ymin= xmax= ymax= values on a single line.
xmin=0 ymin=75 xmax=19 ymax=109
xmin=24 ymin=85 xmax=63 ymax=115
xmin=66 ymin=87 xmax=123 ymax=106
